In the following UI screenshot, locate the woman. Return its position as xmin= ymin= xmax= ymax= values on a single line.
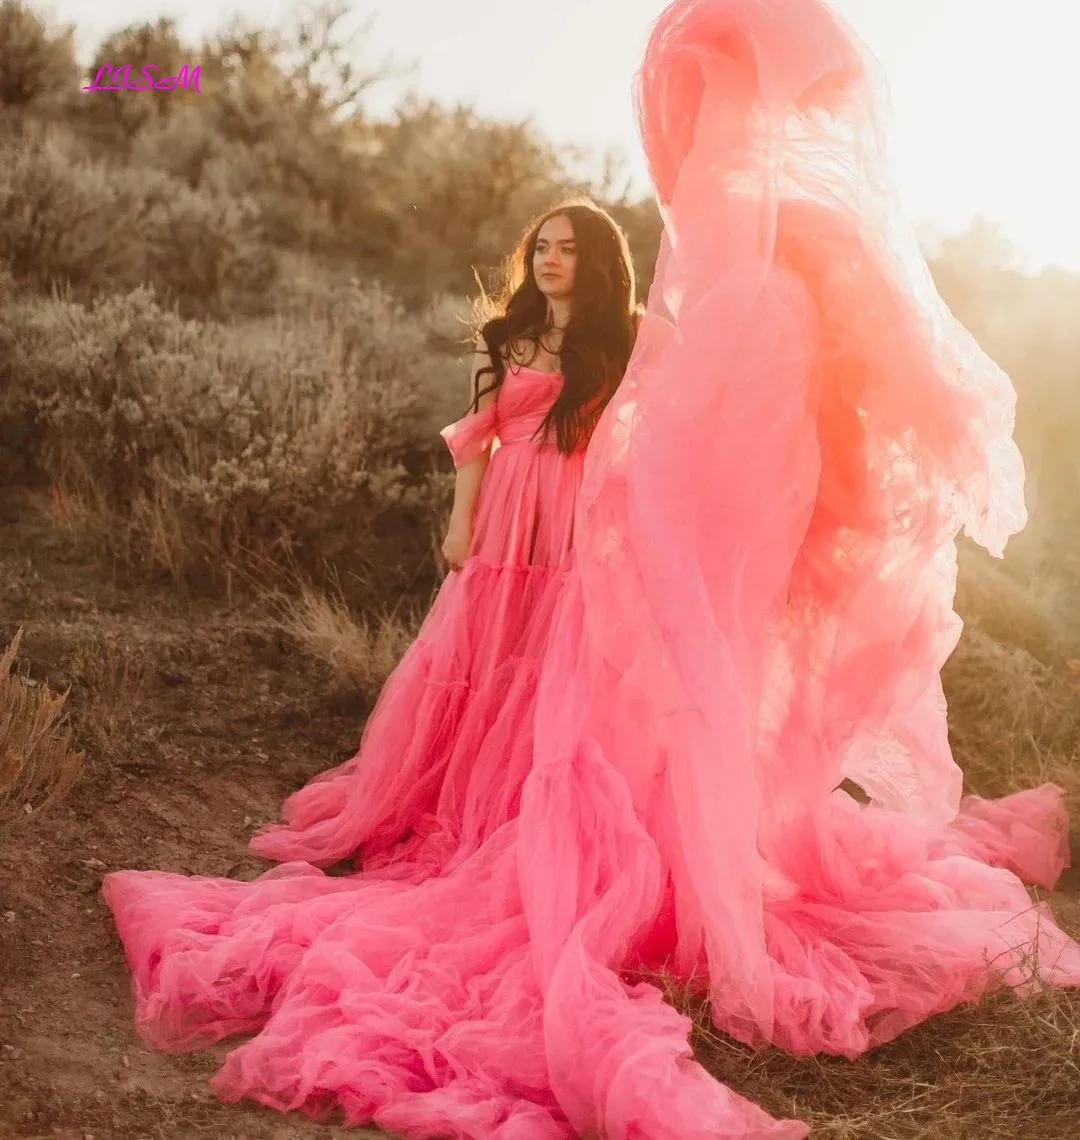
xmin=103 ymin=1 xmax=1080 ymax=1137
xmin=235 ymin=198 xmax=641 ymax=875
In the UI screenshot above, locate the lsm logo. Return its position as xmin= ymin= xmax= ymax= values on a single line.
xmin=82 ymin=65 xmax=200 ymax=92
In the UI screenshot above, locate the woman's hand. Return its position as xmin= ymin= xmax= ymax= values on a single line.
xmin=440 ymin=521 xmax=472 ymax=573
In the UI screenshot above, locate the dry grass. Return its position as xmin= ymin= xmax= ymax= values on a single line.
xmin=715 ymin=990 xmax=1080 ymax=1139
xmin=639 ymin=969 xmax=1080 ymax=1139
xmin=65 ymin=636 xmax=152 ymax=766
xmin=278 ymin=584 xmax=422 ymax=706
xmin=954 ymin=543 xmax=1075 ymax=665
xmin=944 ymin=620 xmax=1080 ymax=833
xmin=0 ymin=626 xmax=83 ymax=831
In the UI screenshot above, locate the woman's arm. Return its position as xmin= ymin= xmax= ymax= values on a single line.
xmin=441 ymin=336 xmax=498 ymax=570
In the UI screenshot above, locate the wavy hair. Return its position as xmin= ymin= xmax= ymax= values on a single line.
xmin=465 ymin=197 xmax=642 ymax=455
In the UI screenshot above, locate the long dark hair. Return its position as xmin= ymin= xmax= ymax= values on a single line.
xmin=465 ymin=197 xmax=642 ymax=455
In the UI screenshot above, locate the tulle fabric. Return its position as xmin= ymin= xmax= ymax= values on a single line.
xmin=102 ymin=2 xmax=1080 ymax=1137
xmin=247 ymin=363 xmax=581 ymax=873
xmin=440 ymin=402 xmax=497 ymax=469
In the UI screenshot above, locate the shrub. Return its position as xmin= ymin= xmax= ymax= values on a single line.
xmin=128 ymin=103 xmax=230 ymax=190
xmin=74 ymin=18 xmax=197 ymax=148
xmin=0 ymin=131 xmax=278 ymax=318
xmin=0 ymin=136 xmax=157 ymax=294
xmin=142 ymin=176 xmax=279 ymax=318
xmin=0 ymin=1 xmax=78 ymax=115
xmin=0 ymin=281 xmax=456 ymax=603
xmin=0 ymin=628 xmax=84 ymax=834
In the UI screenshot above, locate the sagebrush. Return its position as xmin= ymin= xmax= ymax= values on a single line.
xmin=0 ymin=628 xmax=84 ymax=832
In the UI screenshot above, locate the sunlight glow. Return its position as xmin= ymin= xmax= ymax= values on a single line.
xmin=46 ymin=0 xmax=1080 ymax=270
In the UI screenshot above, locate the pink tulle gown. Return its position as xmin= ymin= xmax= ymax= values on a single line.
xmin=245 ymin=360 xmax=582 ymax=876
xmin=102 ymin=1 xmax=1080 ymax=1137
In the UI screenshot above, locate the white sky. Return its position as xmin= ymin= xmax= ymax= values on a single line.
xmin=41 ymin=0 xmax=1079 ymax=270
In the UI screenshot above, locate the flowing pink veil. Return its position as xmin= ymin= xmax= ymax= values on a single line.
xmin=517 ymin=0 xmax=1076 ymax=1131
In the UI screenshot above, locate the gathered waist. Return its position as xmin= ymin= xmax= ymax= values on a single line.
xmin=496 ymin=429 xmax=548 ymax=448
xmin=496 ymin=434 xmax=541 ymax=448
xmin=495 ymin=434 xmax=586 ymax=460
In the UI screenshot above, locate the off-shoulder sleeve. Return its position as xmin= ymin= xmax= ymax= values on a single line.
xmin=439 ymin=402 xmax=498 ymax=470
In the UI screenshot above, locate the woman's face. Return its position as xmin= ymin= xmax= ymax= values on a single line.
xmin=533 ymin=215 xmax=577 ymax=300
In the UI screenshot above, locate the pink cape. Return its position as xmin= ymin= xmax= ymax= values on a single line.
xmin=102 ymin=1 xmax=1080 ymax=1137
